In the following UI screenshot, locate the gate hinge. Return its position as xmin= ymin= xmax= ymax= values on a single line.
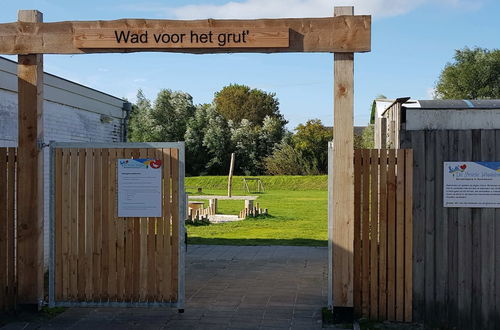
xmin=37 ymin=139 xmax=50 ymax=150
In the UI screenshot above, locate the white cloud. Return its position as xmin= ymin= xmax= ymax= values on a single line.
xmin=166 ymin=0 xmax=484 ymax=20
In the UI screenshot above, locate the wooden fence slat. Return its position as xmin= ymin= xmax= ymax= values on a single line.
xmin=139 ymin=148 xmax=148 ymax=301
xmin=361 ymin=149 xmax=370 ymax=316
xmin=386 ymin=149 xmax=396 ymax=320
xmin=132 ymin=149 xmax=141 ymax=301
xmin=395 ymin=149 xmax=405 ymax=321
xmin=100 ymin=148 xmax=110 ymax=300
xmin=92 ymin=149 xmax=102 ymax=300
xmin=370 ymin=149 xmax=379 ymax=320
xmin=353 ymin=149 xmax=362 ymax=316
xmin=114 ymin=149 xmax=125 ymax=301
xmin=378 ymin=149 xmax=388 ymax=320
xmin=123 ymin=149 xmax=134 ymax=301
xmin=108 ymin=149 xmax=118 ymax=301
xmin=154 ymin=148 xmax=164 ymax=301
xmin=6 ymin=149 xmax=16 ymax=308
xmin=171 ymin=148 xmax=179 ymax=300
xmin=0 ymin=149 xmax=7 ymax=310
xmin=77 ymin=149 xmax=86 ymax=300
xmin=404 ymin=150 xmax=413 ymax=322
xmin=61 ymin=150 xmax=70 ymax=299
xmin=84 ymin=149 xmax=94 ymax=301
xmin=69 ymin=149 xmax=79 ymax=300
xmin=147 ymin=148 xmax=157 ymax=300
xmin=424 ymin=132 xmax=436 ymax=322
xmin=163 ymin=148 xmax=172 ymax=301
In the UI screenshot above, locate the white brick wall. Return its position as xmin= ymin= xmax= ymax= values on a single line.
xmin=0 ymin=57 xmax=126 ymax=266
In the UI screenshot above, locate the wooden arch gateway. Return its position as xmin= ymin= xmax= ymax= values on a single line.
xmin=0 ymin=7 xmax=371 ymax=313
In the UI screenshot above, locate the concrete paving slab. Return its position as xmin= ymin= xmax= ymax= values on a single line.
xmin=2 ymin=245 xmax=327 ymax=330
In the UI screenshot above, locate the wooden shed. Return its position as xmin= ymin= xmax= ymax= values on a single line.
xmin=375 ymin=98 xmax=500 ymax=329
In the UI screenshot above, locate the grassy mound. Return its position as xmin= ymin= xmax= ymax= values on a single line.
xmin=186 ymin=175 xmax=327 ymax=191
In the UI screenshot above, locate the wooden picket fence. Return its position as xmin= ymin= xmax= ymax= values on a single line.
xmin=0 ymin=148 xmax=16 ymax=311
xmin=53 ymin=147 xmax=180 ymax=303
xmin=353 ymin=149 xmax=413 ymax=322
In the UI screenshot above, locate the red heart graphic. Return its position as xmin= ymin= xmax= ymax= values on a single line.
xmin=150 ymin=159 xmax=162 ymax=169
xmin=460 ymin=164 xmax=467 ymax=170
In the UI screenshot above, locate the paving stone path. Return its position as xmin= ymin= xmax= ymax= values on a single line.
xmin=3 ymin=245 xmax=329 ymax=330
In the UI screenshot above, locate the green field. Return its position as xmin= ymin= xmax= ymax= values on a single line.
xmin=185 ymin=176 xmax=328 ymax=246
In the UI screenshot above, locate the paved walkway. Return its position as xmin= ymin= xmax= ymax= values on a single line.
xmin=3 ymin=245 xmax=328 ymax=330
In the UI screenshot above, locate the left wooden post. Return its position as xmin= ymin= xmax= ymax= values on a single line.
xmin=17 ymin=9 xmax=44 ymax=308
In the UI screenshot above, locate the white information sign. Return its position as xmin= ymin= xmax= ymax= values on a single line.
xmin=444 ymin=161 xmax=500 ymax=208
xmin=117 ymin=158 xmax=162 ymax=217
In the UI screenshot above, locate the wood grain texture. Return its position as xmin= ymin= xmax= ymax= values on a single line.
xmin=378 ymin=150 xmax=388 ymax=320
xmin=332 ymin=6 xmax=355 ymax=308
xmin=0 ymin=16 xmax=371 ymax=54
xmin=370 ymin=149 xmax=379 ymax=319
xmin=353 ymin=149 xmax=362 ymax=317
xmin=0 ymin=149 xmax=7 ymax=310
xmin=16 ymin=9 xmax=44 ymax=305
xmin=386 ymin=149 xmax=396 ymax=320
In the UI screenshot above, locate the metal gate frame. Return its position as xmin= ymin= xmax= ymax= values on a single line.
xmin=48 ymin=142 xmax=186 ymax=308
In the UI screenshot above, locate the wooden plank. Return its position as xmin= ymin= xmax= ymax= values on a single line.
xmin=61 ymin=149 xmax=70 ymax=299
xmin=69 ymin=149 xmax=79 ymax=300
xmin=163 ymin=148 xmax=172 ymax=301
xmin=353 ymin=149 xmax=362 ymax=316
xmin=386 ymin=149 xmax=396 ymax=320
xmin=92 ymin=149 xmax=102 ymax=299
xmin=139 ymin=148 xmax=148 ymax=301
xmin=123 ymin=149 xmax=134 ymax=301
xmin=0 ymin=16 xmax=371 ymax=54
xmin=495 ymin=130 xmax=500 ymax=330
xmin=147 ymin=148 xmax=157 ymax=300
xmin=395 ymin=149 xmax=405 ymax=322
xmin=434 ymin=131 xmax=448 ymax=325
xmin=54 ymin=149 xmax=63 ymax=300
xmin=404 ymin=149 xmax=413 ymax=322
xmin=132 ymin=149 xmax=142 ymax=301
xmin=452 ymin=130 xmax=462 ymax=328
xmin=409 ymin=131 xmax=425 ymax=322
xmin=74 ymin=28 xmax=290 ymax=49
xmin=108 ymin=149 xmax=118 ymax=301
xmin=100 ymin=148 xmax=110 ymax=300
xmin=332 ymin=6 xmax=355 ymax=308
xmin=154 ymin=148 xmax=164 ymax=301
xmin=0 ymin=149 xmax=7 ymax=310
xmin=370 ymin=149 xmax=379 ymax=320
xmin=361 ymin=149 xmax=370 ymax=317
xmin=84 ymin=149 xmax=94 ymax=301
xmin=171 ymin=147 xmax=180 ymax=301
xmin=77 ymin=149 xmax=86 ymax=300
xmin=378 ymin=149 xmax=388 ymax=320
xmin=115 ymin=149 xmax=125 ymax=301
xmin=16 ymin=10 xmax=44 ymax=305
xmin=480 ymin=130 xmax=495 ymax=329
xmin=424 ymin=131 xmax=436 ymax=323
xmin=6 ymin=149 xmax=16 ymax=308
xmin=471 ymin=130 xmax=482 ymax=330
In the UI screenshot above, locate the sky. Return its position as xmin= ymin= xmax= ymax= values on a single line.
xmin=0 ymin=0 xmax=499 ymax=129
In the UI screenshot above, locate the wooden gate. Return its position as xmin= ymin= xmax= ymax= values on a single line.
xmin=0 ymin=148 xmax=16 ymax=311
xmin=353 ymin=149 xmax=413 ymax=322
xmin=49 ymin=142 xmax=185 ymax=307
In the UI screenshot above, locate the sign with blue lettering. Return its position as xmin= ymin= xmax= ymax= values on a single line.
xmin=444 ymin=162 xmax=500 ymax=208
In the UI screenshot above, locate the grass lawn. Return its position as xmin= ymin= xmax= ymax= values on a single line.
xmin=185 ymin=176 xmax=328 ymax=246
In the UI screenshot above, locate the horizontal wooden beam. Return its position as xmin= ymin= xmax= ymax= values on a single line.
xmin=0 ymin=16 xmax=371 ymax=54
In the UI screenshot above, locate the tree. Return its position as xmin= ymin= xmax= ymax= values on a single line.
xmin=214 ymin=84 xmax=286 ymax=126
xmin=292 ymin=119 xmax=331 ymax=174
xmin=231 ymin=119 xmax=260 ymax=175
xmin=264 ymin=142 xmax=309 ymax=175
xmin=203 ymin=105 xmax=232 ymax=174
xmin=435 ymin=47 xmax=500 ymax=99
xmin=128 ymin=89 xmax=195 ymax=143
xmin=185 ymin=104 xmax=210 ymax=175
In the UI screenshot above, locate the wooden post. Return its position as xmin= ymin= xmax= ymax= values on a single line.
xmin=16 ymin=9 xmax=44 ymax=308
xmin=332 ymin=6 xmax=355 ymax=310
xmin=227 ymin=153 xmax=235 ymax=197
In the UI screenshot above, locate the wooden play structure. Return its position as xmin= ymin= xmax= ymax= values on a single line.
xmin=242 ymin=177 xmax=265 ymax=193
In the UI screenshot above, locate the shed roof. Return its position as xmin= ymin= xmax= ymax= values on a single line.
xmin=416 ymin=99 xmax=500 ymax=109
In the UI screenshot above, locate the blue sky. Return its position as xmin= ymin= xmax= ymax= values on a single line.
xmin=1 ymin=0 xmax=498 ymax=129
